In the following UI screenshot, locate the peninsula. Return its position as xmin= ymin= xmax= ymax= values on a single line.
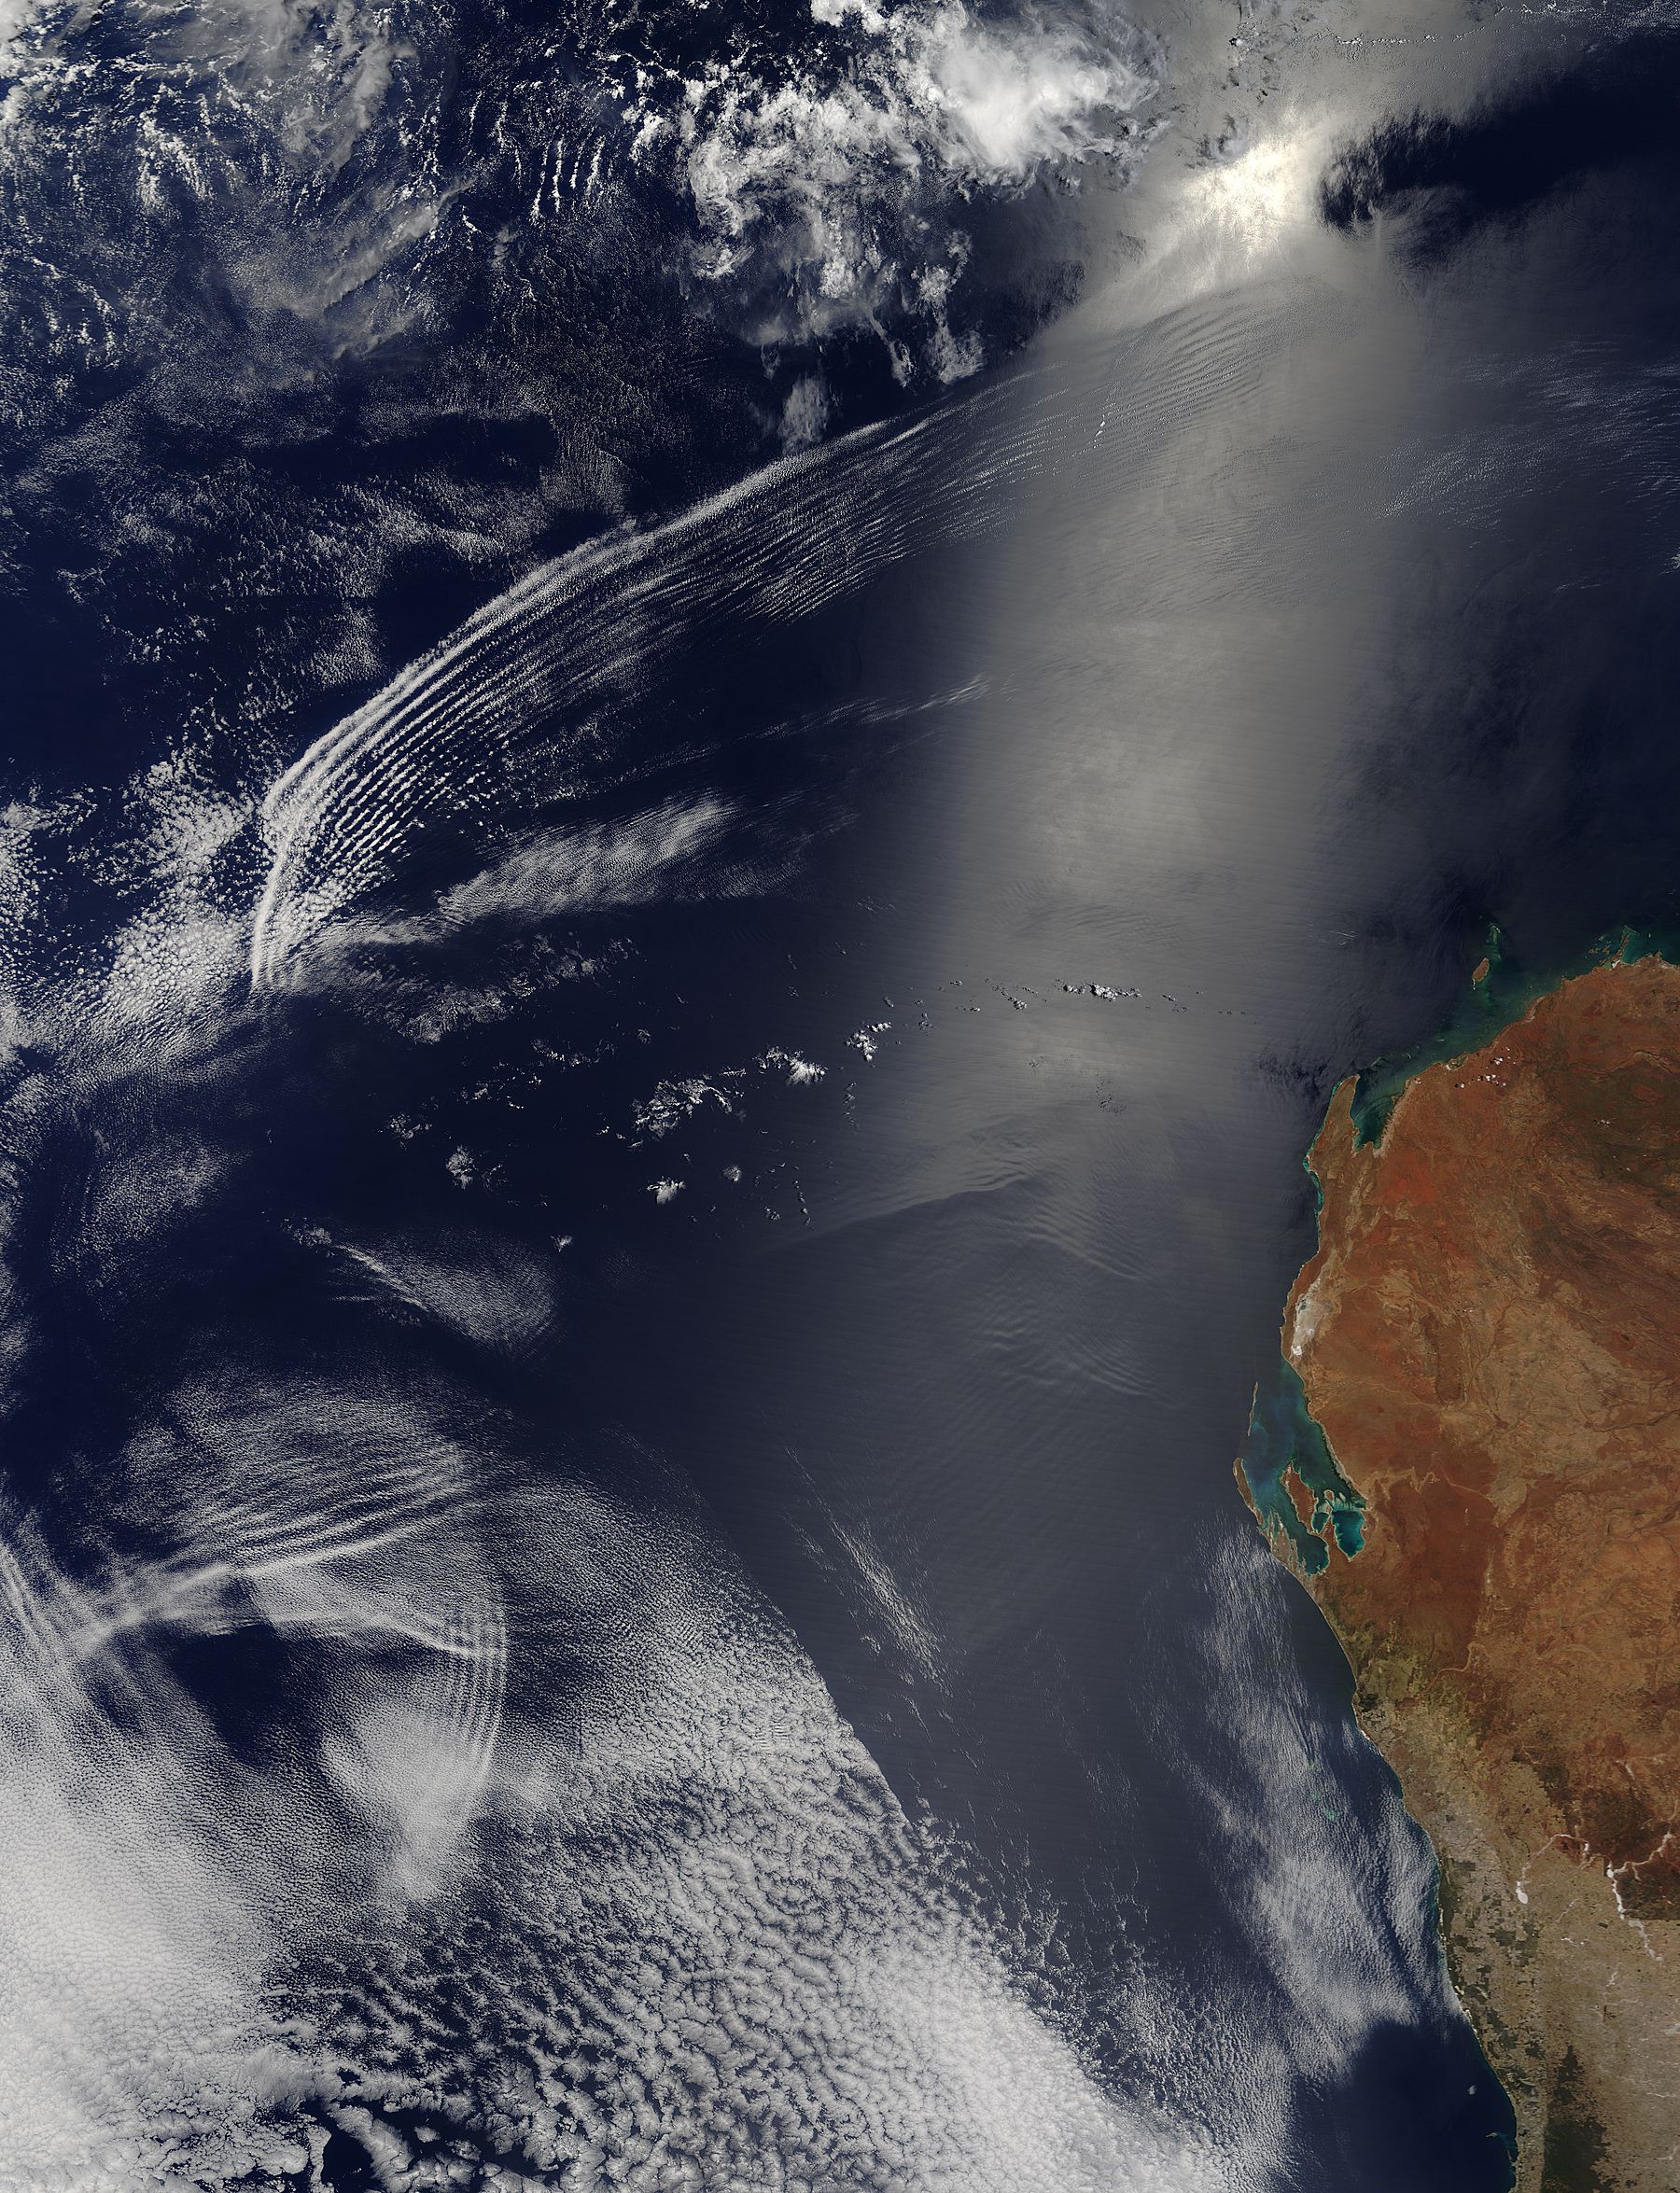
xmin=1241 ymin=954 xmax=1680 ymax=2192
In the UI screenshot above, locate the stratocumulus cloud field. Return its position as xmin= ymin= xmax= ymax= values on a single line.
xmin=0 ymin=257 xmax=1490 ymax=2187
xmin=2 ymin=0 xmax=1678 ymax=2186
xmin=0 ymin=726 xmax=1254 ymax=2186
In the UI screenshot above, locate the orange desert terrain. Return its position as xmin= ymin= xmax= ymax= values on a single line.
xmin=1246 ymin=955 xmax=1680 ymax=2192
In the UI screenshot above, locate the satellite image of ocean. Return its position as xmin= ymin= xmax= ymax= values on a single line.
xmin=2 ymin=0 xmax=1678 ymax=2186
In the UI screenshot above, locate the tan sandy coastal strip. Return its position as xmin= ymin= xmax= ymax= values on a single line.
xmin=1256 ymin=956 xmax=1680 ymax=2193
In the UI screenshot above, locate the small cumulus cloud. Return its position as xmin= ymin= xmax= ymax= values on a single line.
xmin=638 ymin=0 xmax=1157 ymax=374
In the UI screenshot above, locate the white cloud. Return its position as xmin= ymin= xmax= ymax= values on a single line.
xmin=644 ymin=0 xmax=1156 ymax=369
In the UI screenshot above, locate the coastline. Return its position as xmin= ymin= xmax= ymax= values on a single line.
xmin=1239 ymin=943 xmax=1680 ymax=2192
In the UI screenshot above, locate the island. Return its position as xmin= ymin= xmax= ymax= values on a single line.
xmin=1239 ymin=952 xmax=1680 ymax=2193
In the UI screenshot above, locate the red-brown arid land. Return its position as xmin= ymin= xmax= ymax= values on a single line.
xmin=1253 ymin=954 xmax=1680 ymax=2193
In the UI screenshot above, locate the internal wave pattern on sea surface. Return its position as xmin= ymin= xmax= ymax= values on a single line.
xmin=0 ymin=0 xmax=1155 ymax=790
xmin=0 ymin=325 xmax=1308 ymax=2191
xmin=251 ymin=293 xmax=1277 ymax=996
xmin=9 ymin=0 xmax=1680 ymax=2157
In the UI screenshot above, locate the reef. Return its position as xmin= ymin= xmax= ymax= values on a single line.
xmin=1241 ymin=954 xmax=1680 ymax=2192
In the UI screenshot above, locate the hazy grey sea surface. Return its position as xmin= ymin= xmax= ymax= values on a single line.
xmin=3 ymin=1 xmax=1679 ymax=2184
xmin=618 ymin=275 xmax=1496 ymax=2182
xmin=626 ymin=147 xmax=1680 ymax=2179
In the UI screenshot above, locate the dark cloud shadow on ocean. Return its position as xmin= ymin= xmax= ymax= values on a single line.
xmin=1318 ymin=28 xmax=1680 ymax=258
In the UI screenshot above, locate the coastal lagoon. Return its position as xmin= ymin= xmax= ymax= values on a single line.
xmin=1 ymin=0 xmax=1678 ymax=2183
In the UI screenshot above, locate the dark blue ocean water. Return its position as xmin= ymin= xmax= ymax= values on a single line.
xmin=4 ymin=7 xmax=1680 ymax=2186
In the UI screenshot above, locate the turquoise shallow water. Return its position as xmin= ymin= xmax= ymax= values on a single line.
xmin=1350 ymin=924 xmax=1680 ymax=1147
xmin=1239 ymin=1361 xmax=1368 ymax=1578
xmin=18 ymin=10 xmax=1680 ymax=2184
